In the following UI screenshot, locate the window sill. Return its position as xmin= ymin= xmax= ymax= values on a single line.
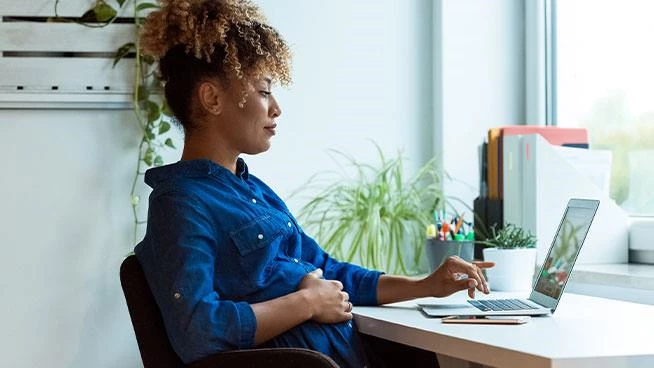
xmin=568 ymin=263 xmax=654 ymax=305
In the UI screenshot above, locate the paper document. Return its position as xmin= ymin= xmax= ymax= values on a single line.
xmin=552 ymin=146 xmax=612 ymax=197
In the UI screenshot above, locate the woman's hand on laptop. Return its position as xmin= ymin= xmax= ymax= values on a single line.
xmin=424 ymin=256 xmax=494 ymax=298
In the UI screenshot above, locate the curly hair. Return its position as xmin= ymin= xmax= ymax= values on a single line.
xmin=139 ymin=0 xmax=292 ymax=134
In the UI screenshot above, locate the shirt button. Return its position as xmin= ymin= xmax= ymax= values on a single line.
xmin=251 ymin=198 xmax=257 ymax=204
xmin=287 ymin=222 xmax=292 ymax=227
xmin=173 ymin=292 xmax=181 ymax=300
xmin=293 ymin=258 xmax=299 ymax=263
xmin=257 ymin=234 xmax=264 ymax=240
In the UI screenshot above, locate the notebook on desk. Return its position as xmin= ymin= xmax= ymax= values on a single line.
xmin=420 ymin=198 xmax=600 ymax=317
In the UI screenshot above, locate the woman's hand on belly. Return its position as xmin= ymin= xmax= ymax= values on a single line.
xmin=298 ymin=268 xmax=353 ymax=324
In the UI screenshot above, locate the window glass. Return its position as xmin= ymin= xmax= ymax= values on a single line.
xmin=554 ymin=0 xmax=654 ymax=215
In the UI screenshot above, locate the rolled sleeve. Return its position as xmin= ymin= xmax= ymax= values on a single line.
xmin=235 ymin=301 xmax=257 ymax=348
xmin=351 ymin=267 xmax=383 ymax=305
xmin=135 ymin=192 xmax=257 ymax=364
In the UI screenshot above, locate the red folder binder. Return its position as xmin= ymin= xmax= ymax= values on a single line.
xmin=486 ymin=126 xmax=588 ymax=200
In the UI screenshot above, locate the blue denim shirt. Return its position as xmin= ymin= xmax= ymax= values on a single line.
xmin=134 ymin=158 xmax=382 ymax=367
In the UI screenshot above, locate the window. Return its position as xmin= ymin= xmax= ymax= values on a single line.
xmin=550 ymin=0 xmax=654 ymax=216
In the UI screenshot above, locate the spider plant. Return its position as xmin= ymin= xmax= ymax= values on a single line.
xmin=295 ymin=145 xmax=447 ymax=275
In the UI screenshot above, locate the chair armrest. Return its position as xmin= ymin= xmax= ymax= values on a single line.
xmin=186 ymin=347 xmax=340 ymax=368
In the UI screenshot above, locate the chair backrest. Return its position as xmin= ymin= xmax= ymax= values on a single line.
xmin=120 ymin=254 xmax=184 ymax=368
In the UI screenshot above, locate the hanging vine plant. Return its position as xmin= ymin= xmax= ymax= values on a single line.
xmin=53 ymin=0 xmax=176 ymax=243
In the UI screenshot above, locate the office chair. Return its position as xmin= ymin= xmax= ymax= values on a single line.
xmin=120 ymin=254 xmax=339 ymax=368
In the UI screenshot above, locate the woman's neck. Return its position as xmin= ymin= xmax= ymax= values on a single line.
xmin=181 ymin=133 xmax=239 ymax=174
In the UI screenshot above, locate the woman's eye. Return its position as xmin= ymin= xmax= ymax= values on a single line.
xmin=260 ymin=91 xmax=272 ymax=97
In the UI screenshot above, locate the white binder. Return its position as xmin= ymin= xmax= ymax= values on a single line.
xmin=503 ymin=134 xmax=628 ymax=265
xmin=503 ymin=135 xmax=524 ymax=229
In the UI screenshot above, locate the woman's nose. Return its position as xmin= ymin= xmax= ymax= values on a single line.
xmin=271 ymin=97 xmax=282 ymax=118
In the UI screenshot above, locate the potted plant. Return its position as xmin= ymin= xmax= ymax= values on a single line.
xmin=295 ymin=145 xmax=444 ymax=275
xmin=477 ymin=223 xmax=538 ymax=291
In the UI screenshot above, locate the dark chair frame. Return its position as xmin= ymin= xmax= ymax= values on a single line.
xmin=120 ymin=254 xmax=339 ymax=368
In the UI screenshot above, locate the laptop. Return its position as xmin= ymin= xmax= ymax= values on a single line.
xmin=420 ymin=198 xmax=600 ymax=317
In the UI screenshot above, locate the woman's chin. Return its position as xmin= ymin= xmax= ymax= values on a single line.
xmin=243 ymin=142 xmax=272 ymax=155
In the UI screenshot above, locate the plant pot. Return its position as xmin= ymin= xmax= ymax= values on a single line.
xmin=482 ymin=247 xmax=537 ymax=292
xmin=425 ymin=239 xmax=474 ymax=271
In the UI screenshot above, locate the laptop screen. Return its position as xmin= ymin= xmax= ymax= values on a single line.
xmin=533 ymin=204 xmax=597 ymax=299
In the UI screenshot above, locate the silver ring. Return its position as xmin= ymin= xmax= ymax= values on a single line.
xmin=346 ymin=302 xmax=353 ymax=313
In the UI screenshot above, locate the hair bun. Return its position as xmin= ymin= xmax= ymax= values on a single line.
xmin=141 ymin=0 xmax=290 ymax=85
xmin=141 ymin=0 xmax=266 ymax=61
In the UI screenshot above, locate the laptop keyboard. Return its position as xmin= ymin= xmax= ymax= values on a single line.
xmin=468 ymin=299 xmax=538 ymax=312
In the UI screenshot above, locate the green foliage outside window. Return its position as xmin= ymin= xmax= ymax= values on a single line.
xmin=580 ymin=91 xmax=654 ymax=214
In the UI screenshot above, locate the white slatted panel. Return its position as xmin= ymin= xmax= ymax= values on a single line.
xmin=0 ymin=92 xmax=134 ymax=109
xmin=2 ymin=0 xmax=134 ymax=18
xmin=0 ymin=58 xmax=133 ymax=90
xmin=0 ymin=0 xmax=136 ymax=108
xmin=0 ymin=23 xmax=135 ymax=52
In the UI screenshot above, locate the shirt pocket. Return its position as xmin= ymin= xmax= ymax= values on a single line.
xmin=229 ymin=215 xmax=287 ymax=283
xmin=229 ymin=215 xmax=286 ymax=255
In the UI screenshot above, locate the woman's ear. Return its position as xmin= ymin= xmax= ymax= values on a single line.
xmin=197 ymin=79 xmax=224 ymax=115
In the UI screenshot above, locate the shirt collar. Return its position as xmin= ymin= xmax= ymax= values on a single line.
xmin=235 ymin=157 xmax=249 ymax=180
xmin=144 ymin=157 xmax=249 ymax=188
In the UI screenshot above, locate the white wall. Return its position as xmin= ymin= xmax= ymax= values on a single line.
xmin=250 ymin=0 xmax=434 ymax=212
xmin=0 ymin=110 xmax=168 ymax=367
xmin=435 ymin=0 xmax=525 ymax=207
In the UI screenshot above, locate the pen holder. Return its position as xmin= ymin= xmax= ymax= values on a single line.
xmin=425 ymin=239 xmax=474 ymax=271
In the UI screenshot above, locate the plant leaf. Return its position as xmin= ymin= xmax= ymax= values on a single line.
xmin=143 ymin=151 xmax=153 ymax=166
xmin=165 ymin=138 xmax=176 ymax=149
xmin=137 ymin=85 xmax=149 ymax=103
xmin=147 ymin=100 xmax=161 ymax=123
xmin=154 ymin=155 xmax=164 ymax=166
xmin=93 ymin=1 xmax=117 ymax=22
xmin=80 ymin=9 xmax=99 ymax=22
xmin=113 ymin=42 xmax=135 ymax=67
xmin=145 ymin=129 xmax=155 ymax=141
xmin=296 ymin=143 xmax=445 ymax=274
xmin=116 ymin=0 xmax=126 ymax=7
xmin=136 ymin=3 xmax=160 ymax=12
xmin=158 ymin=121 xmax=171 ymax=135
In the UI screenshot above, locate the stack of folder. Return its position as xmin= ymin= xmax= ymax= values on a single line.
xmin=486 ymin=126 xmax=589 ymax=200
xmin=473 ymin=126 xmax=589 ymax=259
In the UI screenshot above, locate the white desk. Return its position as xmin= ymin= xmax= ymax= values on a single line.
xmin=353 ymin=292 xmax=654 ymax=368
